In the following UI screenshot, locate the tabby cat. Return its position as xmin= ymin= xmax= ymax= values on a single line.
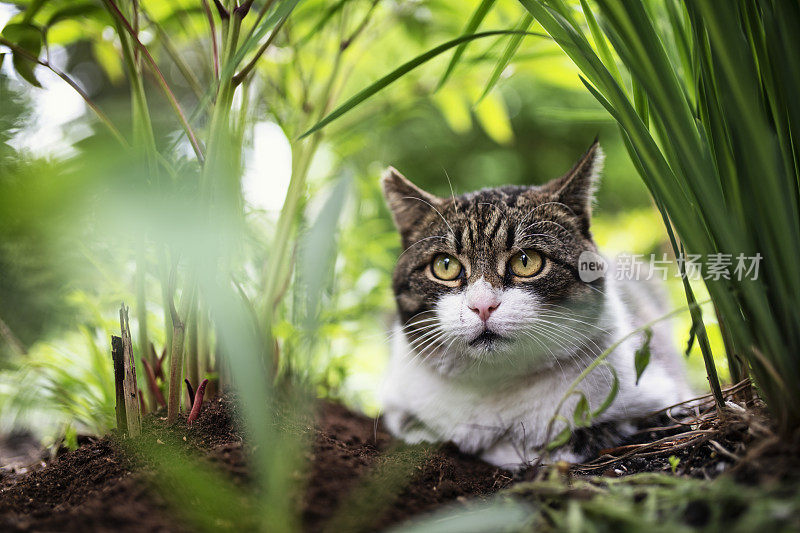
xmin=380 ymin=141 xmax=691 ymax=469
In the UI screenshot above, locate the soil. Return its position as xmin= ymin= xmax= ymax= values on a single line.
xmin=0 ymin=396 xmax=512 ymax=532
xmin=0 ymin=394 xmax=796 ymax=532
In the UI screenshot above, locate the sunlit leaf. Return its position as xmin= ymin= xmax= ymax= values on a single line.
xmin=433 ymin=87 xmax=472 ymax=134
xmin=93 ymin=40 xmax=124 ymax=85
xmin=473 ymin=90 xmax=513 ymax=144
xmin=300 ymin=30 xmax=546 ymax=139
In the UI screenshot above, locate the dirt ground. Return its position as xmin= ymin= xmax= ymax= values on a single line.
xmin=0 ymin=396 xmax=512 ymax=532
xmin=0 ymin=394 xmax=796 ymax=532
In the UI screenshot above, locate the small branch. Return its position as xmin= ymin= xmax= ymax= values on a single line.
xmin=340 ymin=0 xmax=380 ymax=51
xmin=142 ymin=8 xmax=205 ymax=100
xmin=0 ymin=37 xmax=128 ymax=148
xmin=187 ymin=378 xmax=209 ymax=425
xmin=103 ymin=0 xmax=206 ymax=163
xmin=200 ymin=0 xmax=220 ymax=79
xmin=234 ymin=0 xmax=255 ymax=18
xmin=212 ymin=0 xmax=229 ymax=20
xmin=233 ymin=13 xmax=287 ymax=86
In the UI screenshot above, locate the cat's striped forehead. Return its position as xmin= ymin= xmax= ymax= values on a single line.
xmin=407 ymin=186 xmax=590 ymax=287
xmin=383 ymin=141 xmax=604 ymax=325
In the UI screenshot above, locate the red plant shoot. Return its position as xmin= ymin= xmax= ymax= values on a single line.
xmin=187 ymin=378 xmax=209 ymax=426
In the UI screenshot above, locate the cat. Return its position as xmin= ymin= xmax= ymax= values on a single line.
xmin=379 ymin=141 xmax=692 ymax=470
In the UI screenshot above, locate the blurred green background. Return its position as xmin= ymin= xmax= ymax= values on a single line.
xmin=0 ymin=0 xmax=723 ymax=449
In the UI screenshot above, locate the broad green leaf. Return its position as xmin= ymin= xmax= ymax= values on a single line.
xmin=436 ymin=0 xmax=496 ymax=91
xmin=47 ymin=3 xmax=106 ymax=28
xmin=300 ymin=30 xmax=546 ymax=139
xmin=634 ymin=327 xmax=653 ymax=385
xmin=2 ymin=22 xmax=43 ymax=87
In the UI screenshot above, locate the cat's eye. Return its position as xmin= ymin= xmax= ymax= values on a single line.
xmin=509 ymin=249 xmax=544 ymax=278
xmin=431 ymin=254 xmax=463 ymax=281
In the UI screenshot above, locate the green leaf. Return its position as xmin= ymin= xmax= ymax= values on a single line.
xmin=436 ymin=0 xmax=496 ymax=91
xmin=684 ymin=320 xmax=697 ymax=357
xmin=579 ymin=0 xmax=621 ymax=83
xmin=634 ymin=327 xmax=653 ymax=385
xmin=300 ymin=30 xmax=546 ymax=139
xmin=477 ymin=12 xmax=534 ymax=103
xmin=473 ymin=90 xmax=513 ymax=144
xmin=2 ymin=22 xmax=43 ymax=87
xmin=546 ymin=416 xmax=572 ymax=451
xmin=591 ymin=361 xmax=619 ymax=418
xmin=47 ymin=3 xmax=106 ymax=28
xmin=572 ymin=393 xmax=590 ymax=427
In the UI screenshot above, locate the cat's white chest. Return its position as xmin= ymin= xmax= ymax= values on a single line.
xmin=380 ymin=312 xmax=689 ymax=469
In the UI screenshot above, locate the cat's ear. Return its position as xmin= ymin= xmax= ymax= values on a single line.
xmin=540 ymin=140 xmax=604 ymax=225
xmin=382 ymin=167 xmax=444 ymax=234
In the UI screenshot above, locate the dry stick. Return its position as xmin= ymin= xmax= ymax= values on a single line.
xmin=119 ymin=305 xmax=142 ymax=437
xmin=0 ymin=37 xmax=128 ymax=147
xmin=103 ymin=0 xmax=205 ymax=163
xmin=111 ymin=335 xmax=127 ymax=433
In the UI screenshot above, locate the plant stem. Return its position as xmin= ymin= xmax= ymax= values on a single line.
xmin=0 ymin=37 xmax=128 ymax=147
xmin=103 ymin=0 xmax=206 ymax=163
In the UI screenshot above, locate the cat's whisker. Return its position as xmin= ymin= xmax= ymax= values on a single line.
xmin=398 ymin=235 xmax=448 ymax=261
xmin=402 ymin=196 xmax=457 ymax=241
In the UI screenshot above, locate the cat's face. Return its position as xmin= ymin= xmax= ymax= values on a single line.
xmin=383 ymin=142 xmax=607 ymax=373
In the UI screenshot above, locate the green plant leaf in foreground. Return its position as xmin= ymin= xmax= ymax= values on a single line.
xmin=634 ymin=327 xmax=653 ymax=385
xmin=299 ymin=30 xmax=547 ymax=139
xmin=435 ymin=0 xmax=496 ymax=91
xmin=477 ymin=12 xmax=534 ymax=104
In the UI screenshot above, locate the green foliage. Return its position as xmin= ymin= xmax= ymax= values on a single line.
xmin=518 ymin=0 xmax=800 ymax=432
xmin=634 ymin=327 xmax=652 ymax=385
xmin=502 ymin=473 xmax=800 ymax=532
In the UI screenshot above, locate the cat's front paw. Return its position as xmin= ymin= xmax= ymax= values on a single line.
xmin=383 ymin=409 xmax=440 ymax=444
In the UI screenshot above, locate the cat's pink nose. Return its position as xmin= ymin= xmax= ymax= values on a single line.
xmin=470 ymin=302 xmax=498 ymax=322
xmin=466 ymin=279 xmax=501 ymax=322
